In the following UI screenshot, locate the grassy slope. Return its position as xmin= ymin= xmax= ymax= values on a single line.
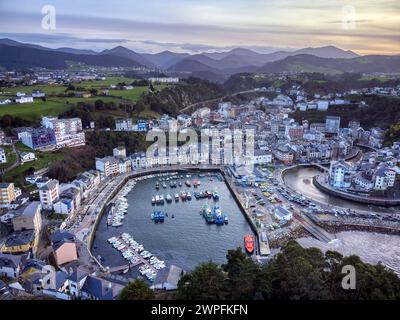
xmin=0 ymin=77 xmax=167 ymax=120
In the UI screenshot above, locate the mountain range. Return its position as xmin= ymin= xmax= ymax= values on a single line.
xmin=0 ymin=38 xmax=399 ymax=81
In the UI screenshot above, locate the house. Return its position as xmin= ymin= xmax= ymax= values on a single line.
xmin=15 ymin=96 xmax=34 ymax=104
xmin=51 ymin=231 xmax=78 ymax=267
xmin=39 ymin=179 xmax=60 ymax=210
xmin=113 ymin=146 xmax=127 ymax=158
xmin=0 ymin=147 xmax=6 ymax=163
xmin=12 ymin=202 xmax=42 ymax=240
xmin=32 ymin=90 xmax=45 ymax=98
xmin=53 ymin=186 xmax=81 ymax=214
xmin=374 ymin=166 xmax=396 ymax=190
xmin=80 ymin=275 xmax=123 ymax=300
xmin=20 ymin=151 xmax=36 ymax=163
xmin=0 ymin=253 xmax=27 ymax=278
xmin=1 ymin=230 xmax=36 ymax=255
xmin=329 ymin=160 xmax=352 ymax=188
xmin=115 ymin=118 xmax=133 ymax=131
xmin=0 ymin=183 xmax=16 ymax=208
xmin=274 ymin=206 xmax=293 ymax=224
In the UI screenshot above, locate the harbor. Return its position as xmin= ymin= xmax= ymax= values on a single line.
xmin=92 ymin=170 xmax=255 ymax=273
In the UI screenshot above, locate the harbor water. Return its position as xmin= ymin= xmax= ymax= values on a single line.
xmin=92 ymin=172 xmax=255 ymax=272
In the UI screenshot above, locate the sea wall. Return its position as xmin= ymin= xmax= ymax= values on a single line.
xmin=313 ymin=175 xmax=400 ymax=206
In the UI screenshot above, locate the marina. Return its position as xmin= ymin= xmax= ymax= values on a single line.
xmin=92 ymin=171 xmax=255 ymax=272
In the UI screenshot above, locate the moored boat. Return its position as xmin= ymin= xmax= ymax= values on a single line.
xmin=244 ymin=235 xmax=255 ymax=254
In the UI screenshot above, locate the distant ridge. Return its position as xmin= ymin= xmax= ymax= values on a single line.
xmin=0 ymin=38 xmax=398 ymax=82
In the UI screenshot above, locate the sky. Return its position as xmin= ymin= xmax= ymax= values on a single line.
xmin=0 ymin=0 xmax=399 ymax=55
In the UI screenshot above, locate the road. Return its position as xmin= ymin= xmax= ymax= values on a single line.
xmin=180 ymin=89 xmax=258 ymax=113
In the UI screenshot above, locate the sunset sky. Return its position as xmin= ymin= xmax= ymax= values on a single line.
xmin=0 ymin=0 xmax=399 ymax=55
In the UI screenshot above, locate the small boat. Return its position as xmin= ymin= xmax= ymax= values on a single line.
xmin=175 ymin=193 xmax=180 ymax=202
xmin=185 ymin=180 xmax=191 ymax=187
xmin=244 ymin=235 xmax=255 ymax=254
xmin=212 ymin=190 xmax=220 ymax=200
xmin=151 ymin=211 xmax=165 ymax=223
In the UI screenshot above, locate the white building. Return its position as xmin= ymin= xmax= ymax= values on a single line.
xmin=15 ymin=96 xmax=34 ymax=104
xmin=113 ymin=146 xmax=127 ymax=158
xmin=39 ymin=179 xmax=60 ymax=210
xmin=0 ymin=148 xmax=6 ymax=163
xmin=148 ymin=77 xmax=179 ymax=83
xmin=115 ymin=119 xmax=133 ymax=131
xmin=329 ymin=160 xmax=352 ymax=188
xmin=374 ymin=167 xmax=396 ymax=190
xmin=41 ymin=116 xmax=85 ymax=148
xmin=20 ymin=152 xmax=36 ymax=163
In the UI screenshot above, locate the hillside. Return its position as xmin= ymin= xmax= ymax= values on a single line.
xmin=0 ymin=44 xmax=143 ymax=70
xmin=258 ymin=54 xmax=400 ymax=74
xmin=135 ymin=77 xmax=226 ymax=116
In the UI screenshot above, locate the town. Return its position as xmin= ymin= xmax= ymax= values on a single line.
xmin=1 ymin=65 xmax=400 ymax=300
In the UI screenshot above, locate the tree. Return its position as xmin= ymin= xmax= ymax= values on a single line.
xmin=119 ymin=280 xmax=155 ymax=300
xmin=176 ymin=262 xmax=227 ymax=300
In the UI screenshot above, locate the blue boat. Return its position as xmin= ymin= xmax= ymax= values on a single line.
xmin=151 ymin=211 xmax=165 ymax=223
xmin=213 ymin=205 xmax=225 ymax=225
xmin=212 ymin=189 xmax=220 ymax=200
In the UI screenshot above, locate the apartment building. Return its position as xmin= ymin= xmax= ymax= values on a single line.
xmin=41 ymin=116 xmax=85 ymax=148
xmin=0 ymin=183 xmax=16 ymax=208
xmin=39 ymin=179 xmax=60 ymax=210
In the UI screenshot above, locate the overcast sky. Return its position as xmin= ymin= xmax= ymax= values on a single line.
xmin=0 ymin=0 xmax=399 ymax=54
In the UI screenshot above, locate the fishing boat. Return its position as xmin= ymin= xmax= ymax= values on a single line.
xmin=202 ymin=202 xmax=214 ymax=223
xmin=151 ymin=211 xmax=165 ymax=223
xmin=166 ymin=194 xmax=172 ymax=203
xmin=213 ymin=205 xmax=225 ymax=225
xmin=174 ymin=193 xmax=180 ymax=202
xmin=186 ymin=192 xmax=192 ymax=200
xmin=244 ymin=235 xmax=255 ymax=254
xmin=212 ymin=189 xmax=220 ymax=200
xmin=185 ymin=180 xmax=191 ymax=187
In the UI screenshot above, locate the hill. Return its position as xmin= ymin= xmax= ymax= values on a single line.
xmin=0 ymin=44 xmax=143 ymax=69
xmin=258 ymin=54 xmax=400 ymax=74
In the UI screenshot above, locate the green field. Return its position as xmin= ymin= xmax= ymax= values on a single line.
xmin=0 ymin=100 xmax=71 ymax=120
xmin=0 ymin=77 xmax=168 ymax=120
xmin=3 ymin=147 xmax=64 ymax=187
